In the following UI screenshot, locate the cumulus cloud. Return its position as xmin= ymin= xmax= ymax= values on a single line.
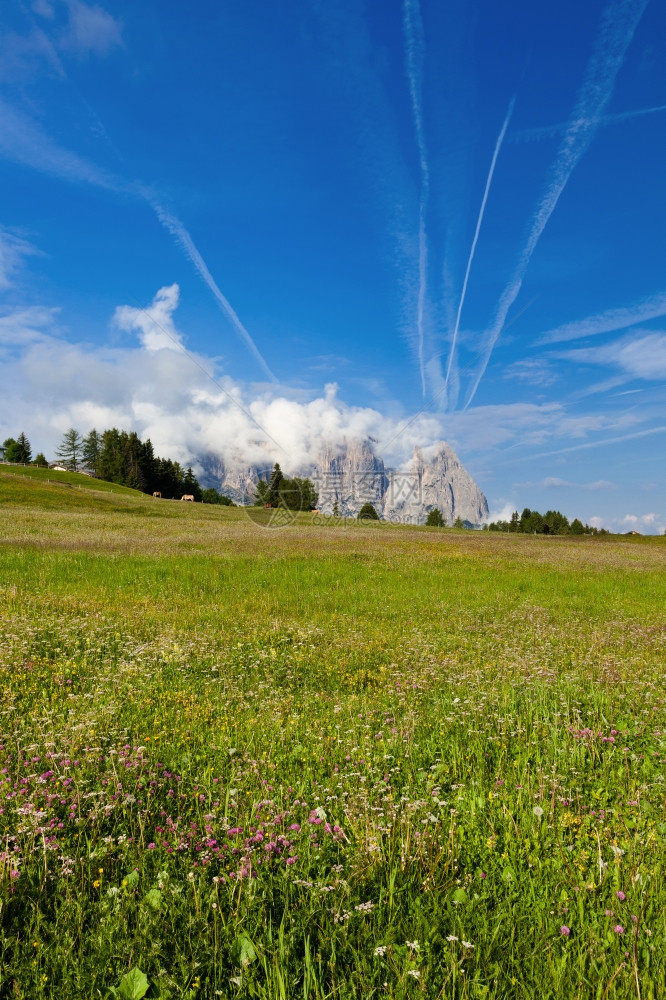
xmin=0 ymin=284 xmax=447 ymax=474
xmin=1 ymin=284 xmax=661 ymax=515
xmin=113 ymin=285 xmax=184 ymax=352
xmin=593 ymin=512 xmax=666 ymax=534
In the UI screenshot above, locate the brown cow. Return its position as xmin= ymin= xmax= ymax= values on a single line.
xmin=181 ymin=494 xmax=194 ymax=502
xmin=152 ymin=491 xmax=162 ymax=498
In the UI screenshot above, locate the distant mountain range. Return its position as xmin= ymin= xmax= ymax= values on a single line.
xmin=200 ymin=439 xmax=489 ymax=526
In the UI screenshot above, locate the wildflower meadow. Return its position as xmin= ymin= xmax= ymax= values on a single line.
xmin=1 ymin=466 xmax=665 ymax=998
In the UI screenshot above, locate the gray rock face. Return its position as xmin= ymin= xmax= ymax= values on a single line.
xmin=382 ymin=443 xmax=489 ymax=525
xmin=198 ymin=453 xmax=261 ymax=505
xmin=198 ymin=438 xmax=488 ymax=525
xmin=315 ymin=439 xmax=388 ymax=517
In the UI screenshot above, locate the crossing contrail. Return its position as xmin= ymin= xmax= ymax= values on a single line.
xmin=464 ymin=0 xmax=650 ymax=410
xmin=509 ymin=103 xmax=666 ymax=143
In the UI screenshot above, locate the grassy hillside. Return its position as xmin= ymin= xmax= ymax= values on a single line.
xmin=0 ymin=478 xmax=665 ymax=998
xmin=0 ymin=462 xmax=143 ymax=493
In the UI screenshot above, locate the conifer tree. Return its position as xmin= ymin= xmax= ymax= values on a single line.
xmin=56 ymin=428 xmax=82 ymax=470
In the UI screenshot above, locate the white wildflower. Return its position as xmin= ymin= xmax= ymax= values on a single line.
xmin=407 ymin=969 xmax=421 ymax=978
xmin=374 ymin=945 xmax=387 ymax=957
xmin=406 ymin=940 xmax=420 ymax=952
xmin=533 ymin=806 xmax=544 ymax=818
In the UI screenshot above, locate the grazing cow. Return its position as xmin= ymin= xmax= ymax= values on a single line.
xmin=181 ymin=494 xmax=194 ymax=502
xmin=152 ymin=491 xmax=162 ymax=498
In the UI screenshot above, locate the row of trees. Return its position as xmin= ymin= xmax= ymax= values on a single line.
xmin=53 ymin=427 xmax=205 ymax=500
xmin=254 ymin=464 xmax=318 ymax=511
xmin=425 ymin=509 xmax=468 ymax=528
xmin=3 ymin=427 xmax=236 ymax=504
xmin=485 ymin=508 xmax=608 ymax=536
xmin=2 ymin=433 xmax=47 ymax=467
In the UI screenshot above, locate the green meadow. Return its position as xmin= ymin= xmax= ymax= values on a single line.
xmin=1 ymin=466 xmax=665 ymax=999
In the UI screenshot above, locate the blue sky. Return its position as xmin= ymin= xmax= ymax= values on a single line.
xmin=1 ymin=0 xmax=665 ymax=530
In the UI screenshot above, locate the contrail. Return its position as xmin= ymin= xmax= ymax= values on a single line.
xmin=537 ymin=291 xmax=666 ymax=344
xmin=464 ymin=0 xmax=650 ymax=410
xmin=509 ymin=103 xmax=666 ymax=144
xmin=0 ymin=99 xmax=277 ymax=382
xmin=153 ymin=204 xmax=277 ymax=383
xmin=403 ymin=0 xmax=429 ymax=396
xmin=443 ymin=96 xmax=515 ymax=401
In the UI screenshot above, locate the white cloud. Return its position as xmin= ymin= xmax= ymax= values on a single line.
xmin=0 ymin=305 xmax=59 ymax=347
xmin=0 ymin=286 xmax=446 ymax=474
xmin=0 ymin=228 xmax=41 ymax=291
xmin=485 ymin=502 xmax=516 ymax=523
xmin=0 ymin=285 xmax=661 ymax=519
xmin=113 ymin=285 xmax=184 ymax=352
xmin=618 ymin=512 xmax=664 ymax=533
xmin=561 ymin=331 xmax=666 ymax=380
xmin=504 ymin=357 xmax=558 ymax=386
xmin=587 ymin=512 xmax=665 ymax=535
xmin=60 ymin=0 xmax=122 ymax=57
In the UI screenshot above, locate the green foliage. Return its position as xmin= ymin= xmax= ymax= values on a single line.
xmin=82 ymin=428 xmax=102 ymax=475
xmin=255 ymin=465 xmax=318 ymax=511
xmin=277 ymin=475 xmax=318 ymax=511
xmin=3 ymin=431 xmax=32 ymax=464
xmin=56 ymin=427 xmax=83 ymax=470
xmin=358 ymin=502 xmax=379 ymax=520
xmin=201 ymin=487 xmax=235 ymax=506
xmin=453 ymin=515 xmax=465 ymax=529
xmin=254 ymin=479 xmax=269 ymax=506
xmin=231 ymin=934 xmax=258 ymax=968
xmin=488 ymin=507 xmax=607 ymax=536
xmin=426 ymin=508 xmax=445 ymax=527
xmin=33 ymin=451 xmax=48 ymax=467
xmin=267 ymin=462 xmax=284 ymax=506
xmin=117 ymin=967 xmax=149 ymax=999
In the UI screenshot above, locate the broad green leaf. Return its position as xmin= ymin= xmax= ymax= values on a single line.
xmin=231 ymin=933 xmax=257 ymax=967
xmin=118 ymin=967 xmax=149 ymax=1000
xmin=123 ymin=870 xmax=139 ymax=889
xmin=143 ymin=888 xmax=162 ymax=911
xmin=451 ymin=888 xmax=468 ymax=905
